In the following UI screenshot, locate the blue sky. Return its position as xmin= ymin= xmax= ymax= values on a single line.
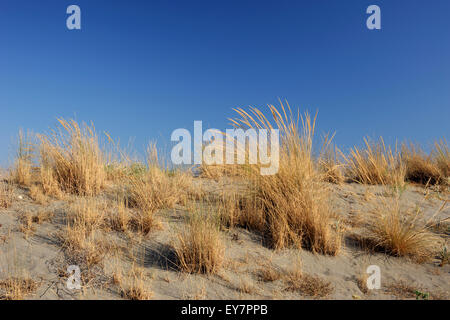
xmin=1 ymin=0 xmax=449 ymax=165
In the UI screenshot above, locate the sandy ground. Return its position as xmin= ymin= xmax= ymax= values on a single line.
xmin=0 ymin=178 xmax=448 ymax=300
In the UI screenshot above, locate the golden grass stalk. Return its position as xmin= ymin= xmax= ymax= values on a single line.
xmin=346 ymin=137 xmax=405 ymax=186
xmin=37 ymin=118 xmax=106 ymax=196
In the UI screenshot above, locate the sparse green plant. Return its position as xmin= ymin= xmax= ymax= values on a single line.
xmin=415 ymin=290 xmax=430 ymax=300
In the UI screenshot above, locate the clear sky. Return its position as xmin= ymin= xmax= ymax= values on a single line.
xmin=1 ymin=0 xmax=449 ymax=165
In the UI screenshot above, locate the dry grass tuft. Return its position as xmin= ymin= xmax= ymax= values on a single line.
xmin=18 ymin=213 xmax=36 ymax=238
xmin=282 ymin=262 xmax=332 ymax=298
xmin=118 ymin=266 xmax=153 ymax=300
xmin=218 ymin=190 xmax=265 ymax=231
xmin=109 ymin=194 xmax=131 ymax=233
xmin=236 ymin=277 xmax=256 ymax=294
xmin=37 ymin=118 xmax=106 ymax=196
xmin=225 ymin=102 xmax=341 ymax=254
xmin=31 ymin=209 xmax=53 ymax=224
xmin=286 ymin=273 xmax=333 ymax=298
xmin=39 ymin=163 xmax=63 ymax=199
xmin=346 ymin=137 xmax=405 ymax=186
xmin=126 ymin=145 xmax=190 ymax=234
xmin=0 ymin=183 xmax=14 ymax=209
xmin=174 ymin=210 xmax=224 ymax=274
xmin=434 ymin=139 xmax=449 ymax=179
xmin=319 ymin=135 xmax=345 ymax=184
xmin=62 ymin=223 xmax=105 ymax=267
xmin=11 ymin=129 xmax=34 ymax=187
xmin=402 ymin=142 xmax=449 ymax=185
xmin=361 ymin=190 xmax=443 ymax=263
xmin=29 ymin=184 xmax=49 ymax=205
xmin=60 ymin=198 xmax=108 ymax=267
xmin=17 ymin=209 xmax=52 ymax=237
xmin=356 ymin=273 xmax=369 ymax=295
xmin=384 ymin=280 xmax=418 ymax=299
xmin=384 ymin=280 xmax=448 ymax=300
xmin=402 ymin=143 xmax=441 ymax=185
xmin=257 ymin=263 xmax=282 ymax=282
xmin=69 ymin=198 xmax=107 ymax=232
xmin=0 ymin=277 xmax=38 ymax=300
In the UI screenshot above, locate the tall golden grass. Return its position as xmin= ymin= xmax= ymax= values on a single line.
xmin=37 ymin=118 xmax=106 ymax=196
xmin=218 ymin=101 xmax=341 ymax=254
xmin=318 ymin=134 xmax=345 ymax=184
xmin=11 ymin=129 xmax=34 ymax=187
xmin=346 ymin=137 xmax=405 ymax=186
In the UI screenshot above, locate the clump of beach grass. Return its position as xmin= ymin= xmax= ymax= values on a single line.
xmin=37 ymin=118 xmax=106 ymax=196
xmin=221 ymin=101 xmax=341 ymax=255
xmin=402 ymin=142 xmax=448 ymax=185
xmin=361 ymin=189 xmax=444 ymax=263
xmin=11 ymin=129 xmax=34 ymax=187
xmin=59 ymin=197 xmax=108 ymax=267
xmin=346 ymin=137 xmax=405 ymax=187
xmin=0 ymin=183 xmax=14 ymax=209
xmin=126 ymin=144 xmax=190 ymax=234
xmin=174 ymin=208 xmax=224 ymax=274
xmin=0 ymin=277 xmax=38 ymax=300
